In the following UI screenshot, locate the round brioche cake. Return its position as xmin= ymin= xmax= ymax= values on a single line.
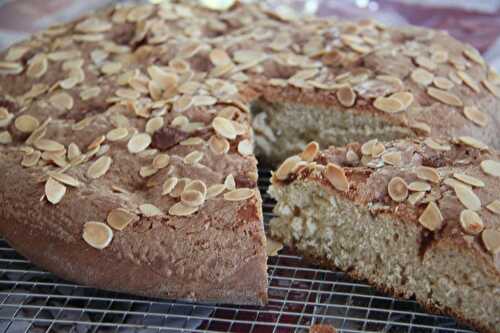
xmin=0 ymin=0 xmax=499 ymax=330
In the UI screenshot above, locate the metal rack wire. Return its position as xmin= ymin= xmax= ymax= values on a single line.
xmin=0 ymin=168 xmax=476 ymax=333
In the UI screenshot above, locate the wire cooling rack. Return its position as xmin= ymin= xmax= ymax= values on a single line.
xmin=0 ymin=168 xmax=476 ymax=333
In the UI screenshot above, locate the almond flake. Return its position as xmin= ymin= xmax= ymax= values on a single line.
xmin=180 ymin=137 xmax=203 ymax=146
xmin=480 ymin=160 xmax=500 ymax=177
xmin=183 ymin=150 xmax=203 ymax=165
xmin=391 ymin=92 xmax=414 ymax=109
xmin=212 ymin=116 xmax=237 ymax=140
xmin=106 ymin=127 xmax=128 ymax=141
xmin=408 ymin=191 xmax=425 ymax=206
xmin=482 ymin=79 xmax=500 ymax=98
xmin=416 ymin=166 xmax=440 ymax=184
xmin=0 ymin=61 xmax=23 ymax=75
xmin=27 ymin=55 xmax=48 ymax=78
xmin=409 ymin=121 xmax=431 ymax=135
xmin=107 ymin=208 xmax=138 ymax=231
xmin=486 ymin=200 xmax=500 ymax=214
xmin=83 ymin=222 xmax=113 ymax=250
xmin=21 ymin=151 xmax=41 ymax=167
xmin=427 ymin=87 xmax=463 ymax=107
xmin=463 ymin=48 xmax=484 ymax=66
xmin=34 ymin=139 xmax=65 ymax=152
xmin=152 ymin=154 xmax=170 ymax=169
xmin=45 ymin=177 xmax=66 ymax=204
xmin=373 ymin=96 xmax=404 ymax=113
xmin=300 ymin=141 xmax=319 ymax=162
xmin=457 ymin=71 xmax=480 ymax=92
xmin=361 ymin=139 xmax=377 ymax=156
xmin=275 ymin=155 xmax=303 ymax=180
xmin=371 ymin=142 xmax=385 ymax=157
xmin=139 ymin=203 xmax=163 ymax=217
xmin=87 ymin=135 xmax=105 ymax=150
xmin=433 ymin=77 xmax=454 ymax=90
xmin=145 ymin=117 xmax=164 ymax=134
xmin=266 ymin=238 xmax=283 ymax=257
xmin=67 ymin=143 xmax=81 ymax=161
xmin=481 ymin=229 xmax=500 ymax=254
xmin=463 ymin=106 xmax=488 ymax=127
xmin=457 ymin=136 xmax=487 ymax=150
xmin=336 ymin=86 xmax=356 ymax=107
xmin=424 ymin=138 xmax=451 ymax=151
xmin=127 ymin=133 xmax=152 ymax=154
xmin=87 ymin=156 xmax=112 ymax=179
xmin=224 ymin=174 xmax=236 ymax=190
xmin=207 ymin=184 xmax=226 ymax=199
xmin=455 ymin=184 xmax=481 ymax=211
xmin=147 ymin=66 xmax=178 ymax=88
xmin=223 ymin=188 xmax=255 ymax=201
xmin=76 ymin=18 xmax=112 ymax=33
xmin=418 ymin=201 xmax=443 ymax=231
xmin=181 ymin=190 xmax=205 ymax=207
xmin=192 ymin=95 xmax=217 ymax=107
xmin=453 ymin=173 xmax=484 ymax=187
xmin=59 ymin=77 xmax=79 ymax=90
xmin=411 ymin=68 xmax=434 ymax=86
xmin=184 ymin=180 xmax=207 ymax=196
xmin=325 ymin=163 xmax=349 ymax=192
xmin=388 ymin=177 xmax=408 ymax=202
xmin=140 ymin=165 xmax=159 ymax=178
xmin=382 ymin=151 xmax=401 ymax=166
xmin=173 ymin=95 xmax=193 ymax=112
xmin=415 ymin=56 xmax=437 ymax=71
xmin=170 ymin=178 xmax=190 ymax=198
xmin=238 ymin=139 xmax=253 ymax=156
xmin=5 ymin=46 xmax=30 ymax=62
xmin=49 ymin=92 xmax=74 ymax=111
xmin=408 ymin=181 xmax=431 ymax=192
xmin=209 ymin=49 xmax=232 ymax=66
xmin=49 ymin=172 xmax=80 ymax=187
xmin=459 ymin=209 xmax=484 ymax=235
xmin=15 ymin=115 xmax=39 ymax=133
xmin=169 ymin=202 xmax=198 ymax=216
xmin=162 ymin=177 xmax=178 ymax=195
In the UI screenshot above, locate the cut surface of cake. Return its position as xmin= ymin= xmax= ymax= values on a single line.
xmin=269 ymin=139 xmax=500 ymax=333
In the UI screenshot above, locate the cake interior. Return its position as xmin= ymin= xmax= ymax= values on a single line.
xmin=269 ymin=181 xmax=499 ymax=333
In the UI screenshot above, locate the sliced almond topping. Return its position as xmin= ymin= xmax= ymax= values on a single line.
xmin=455 ymin=184 xmax=481 ymax=211
xmin=361 ymin=139 xmax=377 ymax=156
xmin=388 ymin=177 xmax=408 ymax=202
xmin=481 ymin=229 xmax=500 ymax=254
xmin=127 ymin=133 xmax=152 ymax=154
xmin=181 ymin=190 xmax=205 ymax=207
xmin=162 ymin=177 xmax=178 ymax=196
xmin=101 ymin=61 xmax=122 ymax=75
xmin=409 ymin=121 xmax=431 ymax=135
xmin=15 ymin=115 xmax=39 ymax=133
xmin=325 ymin=163 xmax=349 ymax=192
xmin=148 ymin=66 xmax=178 ymax=88
xmin=49 ymin=92 xmax=74 ymax=111
xmin=463 ymin=48 xmax=484 ymax=66
xmin=192 ymin=95 xmax=217 ymax=107
xmin=21 ymin=151 xmax=41 ymax=167
xmin=87 ymin=156 xmax=112 ymax=179
xmin=49 ymin=172 xmax=80 ymax=187
xmin=460 ymin=209 xmax=484 ymax=235
xmin=27 ymin=55 xmax=48 ymax=78
xmin=152 ymin=154 xmax=170 ymax=169
xmin=443 ymin=177 xmax=470 ymax=190
xmin=106 ymin=127 xmax=129 ymax=141
xmin=209 ymin=48 xmax=232 ymax=66
xmin=453 ymin=173 xmax=484 ymax=187
xmin=224 ymin=188 xmax=255 ymax=201
xmin=300 ymin=141 xmax=319 ymax=162
xmin=5 ymin=46 xmax=30 ymax=62
xmin=67 ymin=143 xmax=81 ymax=161
xmin=208 ymin=135 xmax=230 ymax=155
xmin=373 ymin=96 xmax=404 ymax=113
xmin=433 ymin=77 xmax=454 ymax=90
xmin=427 ymin=87 xmax=463 ymax=107
xmin=237 ymin=139 xmax=253 ymax=156
xmin=266 ymin=238 xmax=283 ymax=256
xmin=391 ymin=92 xmax=414 ymax=109
xmin=183 ymin=150 xmax=203 ymax=165
xmin=463 ymin=106 xmax=488 ymax=127
xmin=87 ymin=135 xmax=105 ymax=150
xmin=139 ymin=203 xmax=163 ymax=217
xmin=382 ymin=151 xmax=402 ymax=166
xmin=371 ymin=142 xmax=385 ymax=157
xmin=486 ymin=200 xmax=500 ymax=215
xmin=336 ymin=86 xmax=356 ymax=107
xmin=45 ymin=177 xmax=66 ymax=204
xmin=140 ymin=165 xmax=159 ymax=178
xmin=275 ymin=155 xmax=302 ymax=180
xmin=224 ymin=174 xmax=236 ymax=190
xmin=169 ymin=202 xmax=198 ymax=216
xmin=145 ymin=117 xmax=164 ymax=134
xmin=408 ymin=191 xmax=425 ymax=206
xmin=83 ymin=222 xmax=113 ymax=250
xmin=411 ymin=68 xmax=434 ymax=86
xmin=415 ymin=56 xmax=437 ymax=71
xmin=416 ymin=166 xmax=440 ymax=184
xmin=107 ymin=208 xmax=139 ymax=231
xmin=482 ymin=79 xmax=500 ymax=98
xmin=418 ymin=202 xmax=443 ymax=231
xmin=457 ymin=71 xmax=480 ymax=92
xmin=481 ymin=160 xmax=500 ymax=177
xmin=180 ymin=137 xmax=204 ymax=146
xmin=457 ymin=136 xmax=488 ymax=150
xmin=170 ymin=178 xmax=190 ymax=198
xmin=212 ymin=116 xmax=237 ymax=140
xmin=34 ymin=139 xmax=65 ymax=152
xmin=207 ymin=184 xmax=226 ymax=199
xmin=173 ymin=95 xmax=193 ymax=113
xmin=408 ymin=181 xmax=431 ymax=192
xmin=424 ymin=138 xmax=451 ymax=151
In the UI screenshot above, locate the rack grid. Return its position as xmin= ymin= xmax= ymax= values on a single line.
xmin=0 ymin=168 xmax=476 ymax=333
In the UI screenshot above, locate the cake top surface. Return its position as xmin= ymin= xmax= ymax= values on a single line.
xmin=272 ymin=137 xmax=500 ymax=271
xmin=0 ymin=0 xmax=499 ymax=251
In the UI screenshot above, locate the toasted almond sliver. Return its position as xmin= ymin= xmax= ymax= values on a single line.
xmin=459 ymin=209 xmax=484 ymax=235
xmin=21 ymin=151 xmax=41 ymax=167
xmin=325 ymin=163 xmax=349 ymax=192
xmin=418 ymin=201 xmax=443 ymax=231
xmin=223 ymin=188 xmax=255 ymax=201
xmin=481 ymin=229 xmax=500 ymax=254
xmin=173 ymin=95 xmax=193 ymax=112
xmin=83 ymin=222 xmax=113 ymax=250
xmin=463 ymin=48 xmax=484 ymax=66
xmin=463 ymin=106 xmax=488 ymax=127
xmin=415 ymin=55 xmax=437 ymax=71
xmin=34 ymin=139 xmax=65 ymax=152
xmin=391 ymin=92 xmax=414 ymax=109
xmin=139 ymin=165 xmax=159 ymax=178
xmin=127 ymin=133 xmax=152 ymax=154
xmin=106 ymin=127 xmax=129 ymax=141
xmin=486 ymin=200 xmax=500 ymax=215
xmin=223 ymin=174 xmax=236 ymax=190
xmin=424 ymin=137 xmax=451 ymax=151
xmin=15 ymin=115 xmax=39 ymax=133
xmin=87 ymin=156 xmax=112 ymax=179
xmin=408 ymin=191 xmax=425 ymax=206
xmin=480 ymin=160 xmax=500 ymax=177
xmin=49 ymin=92 xmax=74 ymax=111
xmin=107 ymin=208 xmax=139 ymax=231
xmin=453 ymin=173 xmax=484 ymax=187
xmin=145 ymin=117 xmax=164 ymax=134
xmin=169 ymin=202 xmax=198 ymax=216
xmin=208 ymin=135 xmax=230 ymax=155
xmin=373 ymin=96 xmax=404 ymax=113
xmin=300 ymin=141 xmax=319 ymax=162
xmin=433 ymin=77 xmax=454 ymax=90
xmin=183 ymin=150 xmax=203 ymax=165
xmin=27 ymin=55 xmax=48 ymax=78
xmin=361 ymin=139 xmax=377 ymax=156
xmin=139 ymin=203 xmax=163 ymax=217
xmin=427 ymin=87 xmax=463 ymax=107
xmin=371 ymin=142 xmax=385 ymax=157
xmin=184 ymin=180 xmax=207 ymax=197
xmin=275 ymin=155 xmax=302 ymax=180
xmin=209 ymin=48 xmax=232 ymax=66
xmin=49 ymin=172 xmax=80 ymax=187
xmin=170 ymin=178 xmax=190 ymax=198
xmin=458 ymin=136 xmax=488 ymax=150
xmin=238 ymin=139 xmax=253 ymax=156
xmin=152 ymin=153 xmax=169 ymax=169
xmin=45 ymin=177 xmax=66 ymax=204
xmin=455 ymin=184 xmax=481 ymax=211
xmin=192 ymin=95 xmax=217 ymax=107
xmin=411 ymin=68 xmax=434 ymax=86
xmin=181 ymin=190 xmax=205 ymax=207
xmin=266 ymin=238 xmax=283 ymax=256
xmin=336 ymin=86 xmax=356 ymax=107
xmin=408 ymin=181 xmax=431 ymax=192
xmin=457 ymin=70 xmax=480 ymax=92
xmin=388 ymin=177 xmax=408 ymax=202
xmin=382 ymin=151 xmax=401 ymax=166
xmin=415 ymin=166 xmax=440 ymax=184
xmin=482 ymin=79 xmax=500 ymax=98
xmin=212 ymin=116 xmax=237 ymax=140
xmin=207 ymin=184 xmax=226 ymax=199
xmin=409 ymin=121 xmax=431 ymax=135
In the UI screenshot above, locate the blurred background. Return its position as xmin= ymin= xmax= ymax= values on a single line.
xmin=0 ymin=0 xmax=499 ymax=71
